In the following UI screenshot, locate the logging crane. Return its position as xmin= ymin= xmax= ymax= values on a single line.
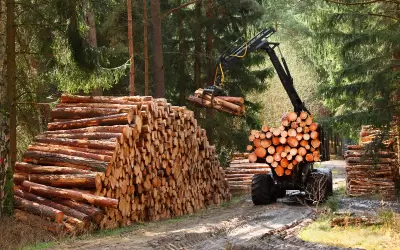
xmin=190 ymin=27 xmax=333 ymax=205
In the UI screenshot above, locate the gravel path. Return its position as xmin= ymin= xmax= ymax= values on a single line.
xmin=51 ymin=160 xmax=392 ymax=250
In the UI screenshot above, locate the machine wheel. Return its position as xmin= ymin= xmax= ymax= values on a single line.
xmin=251 ymin=174 xmax=277 ymax=205
xmin=305 ymin=168 xmax=332 ymax=203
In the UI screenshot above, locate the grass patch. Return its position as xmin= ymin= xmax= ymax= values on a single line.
xmin=0 ymin=216 xmax=55 ymax=250
xmin=299 ymin=211 xmax=400 ymax=250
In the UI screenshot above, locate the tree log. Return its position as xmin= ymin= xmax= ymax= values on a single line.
xmin=51 ymin=107 xmax=138 ymax=120
xmin=58 ymin=199 xmax=105 ymax=225
xmin=194 ymin=89 xmax=242 ymax=113
xmin=60 ymin=94 xmax=153 ymax=104
xmin=21 ymin=181 xmax=118 ymax=208
xmin=23 ymin=151 xmax=108 ymax=172
xmin=47 ymin=113 xmax=136 ymax=131
xmin=40 ymin=132 xmax=122 ymax=141
xmin=14 ymin=196 xmax=64 ymax=223
xmin=14 ymin=187 xmax=90 ymax=226
xmin=33 ymin=138 xmax=117 ymax=151
xmin=15 ymin=173 xmax=98 ymax=189
xmin=28 ymin=144 xmax=112 ymax=162
xmin=30 ymin=142 xmax=115 ymax=156
xmin=15 ymin=162 xmax=91 ymax=175
xmin=187 ymin=95 xmax=239 ymax=115
xmin=216 ymin=96 xmax=244 ymax=104
xmin=346 ymin=157 xmax=395 ymax=164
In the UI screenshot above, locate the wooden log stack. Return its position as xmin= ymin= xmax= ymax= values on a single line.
xmin=246 ymin=111 xmax=322 ymax=177
xmin=345 ymin=144 xmax=397 ymax=200
xmin=223 ymin=152 xmax=271 ymax=194
xmin=13 ymin=94 xmax=231 ymax=234
xmin=187 ymin=88 xmax=245 ymax=116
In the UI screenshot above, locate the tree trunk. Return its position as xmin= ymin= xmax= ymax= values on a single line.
xmin=194 ymin=0 xmax=202 ymax=89
xmin=142 ymin=0 xmax=149 ymax=96
xmin=177 ymin=0 xmax=186 ymax=105
xmin=127 ymin=0 xmax=135 ymax=95
xmin=205 ymin=0 xmax=214 ymax=85
xmin=0 ymin=0 xmax=11 ymax=217
xmin=86 ymin=2 xmax=102 ymax=96
xmin=0 ymin=0 xmax=16 ymax=216
xmin=150 ymin=0 xmax=165 ymax=97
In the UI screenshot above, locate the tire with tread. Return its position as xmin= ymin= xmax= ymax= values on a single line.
xmin=251 ymin=174 xmax=276 ymax=205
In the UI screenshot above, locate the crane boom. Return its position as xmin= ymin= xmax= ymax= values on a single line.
xmin=208 ymin=27 xmax=309 ymax=114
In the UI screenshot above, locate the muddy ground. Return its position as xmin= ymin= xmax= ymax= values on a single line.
xmin=50 ymin=160 xmax=397 ymax=250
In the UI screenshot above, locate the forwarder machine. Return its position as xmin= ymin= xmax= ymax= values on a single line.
xmin=193 ymin=27 xmax=333 ymax=205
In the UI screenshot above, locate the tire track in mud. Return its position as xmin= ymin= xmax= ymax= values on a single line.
xmin=148 ymin=204 xmax=355 ymax=250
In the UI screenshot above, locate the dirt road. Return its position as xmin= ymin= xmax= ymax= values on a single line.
xmin=52 ymin=161 xmax=355 ymax=250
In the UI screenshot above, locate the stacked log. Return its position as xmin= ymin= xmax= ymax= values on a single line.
xmin=345 ymin=144 xmax=397 ymax=200
xmin=14 ymin=94 xmax=231 ymax=233
xmin=359 ymin=125 xmax=396 ymax=147
xmin=187 ymin=88 xmax=245 ymax=115
xmin=246 ymin=111 xmax=321 ymax=177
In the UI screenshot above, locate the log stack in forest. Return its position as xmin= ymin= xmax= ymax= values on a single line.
xmin=246 ymin=111 xmax=322 ymax=177
xmin=224 ymin=152 xmax=271 ymax=194
xmin=187 ymin=88 xmax=245 ymax=115
xmin=13 ymin=94 xmax=231 ymax=234
xmin=345 ymin=126 xmax=398 ymax=200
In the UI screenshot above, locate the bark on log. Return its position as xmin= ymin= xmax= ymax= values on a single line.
xmin=40 ymin=132 xmax=122 ymax=141
xmin=15 ymin=173 xmax=97 ymax=189
xmin=58 ymin=199 xmax=105 ymax=225
xmin=51 ymin=107 xmax=138 ymax=120
xmin=44 ymin=125 xmax=131 ymax=135
xmin=30 ymin=142 xmax=115 ymax=156
xmin=346 ymin=157 xmax=395 ymax=164
xmin=194 ymin=89 xmax=242 ymax=113
xmin=14 ymin=188 xmax=90 ymax=226
xmin=60 ymin=94 xmax=153 ymax=104
xmin=216 ymin=96 xmax=244 ymax=104
xmin=187 ymin=95 xmax=239 ymax=115
xmin=15 ymin=162 xmax=92 ymax=175
xmin=23 ymin=151 xmax=108 ymax=172
xmin=28 ymin=144 xmax=112 ymax=162
xmin=34 ymin=137 xmax=117 ymax=151
xmin=14 ymin=196 xmax=64 ymax=223
xmin=47 ymin=113 xmax=135 ymax=131
xmin=21 ymin=181 xmax=118 ymax=208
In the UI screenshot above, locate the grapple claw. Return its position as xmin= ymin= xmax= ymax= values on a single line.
xmin=202 ymin=86 xmax=227 ymax=107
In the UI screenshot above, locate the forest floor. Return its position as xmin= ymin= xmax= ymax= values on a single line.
xmin=2 ymin=160 xmax=399 ymax=250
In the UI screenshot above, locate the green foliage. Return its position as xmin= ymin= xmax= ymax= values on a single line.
xmin=258 ymin=0 xmax=399 ymax=139
xmin=50 ymin=33 xmax=130 ymax=94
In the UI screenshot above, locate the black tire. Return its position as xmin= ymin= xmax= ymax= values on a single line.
xmin=251 ymin=174 xmax=277 ymax=205
xmin=305 ymin=168 xmax=332 ymax=203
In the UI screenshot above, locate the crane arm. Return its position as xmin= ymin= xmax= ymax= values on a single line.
xmin=206 ymin=27 xmax=309 ymax=114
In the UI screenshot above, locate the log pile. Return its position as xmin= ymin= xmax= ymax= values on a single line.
xmin=13 ymin=94 xmax=231 ymax=234
xmin=359 ymin=125 xmax=396 ymax=147
xmin=246 ymin=111 xmax=321 ymax=177
xmin=225 ymin=153 xmax=271 ymax=194
xmin=345 ymin=144 xmax=397 ymax=200
xmin=187 ymin=88 xmax=245 ymax=116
